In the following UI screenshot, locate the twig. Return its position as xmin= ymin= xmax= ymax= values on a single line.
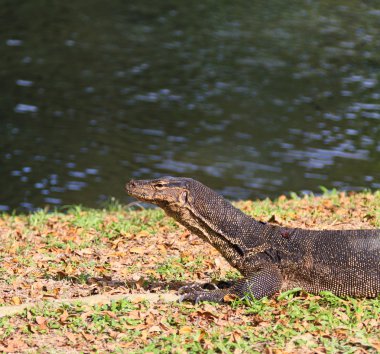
xmin=0 ymin=292 xmax=180 ymax=318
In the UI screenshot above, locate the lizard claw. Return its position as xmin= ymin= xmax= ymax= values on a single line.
xmin=178 ymin=283 xmax=204 ymax=294
xmin=178 ymin=294 xmax=187 ymax=303
xmin=178 ymin=282 xmax=224 ymax=295
xmin=178 ymin=288 xmax=228 ymax=304
xmin=178 ymin=291 xmax=206 ymax=304
xmin=178 ymin=293 xmax=203 ymax=304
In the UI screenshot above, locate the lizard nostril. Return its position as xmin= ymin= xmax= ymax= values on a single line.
xmin=125 ymin=180 xmax=136 ymax=192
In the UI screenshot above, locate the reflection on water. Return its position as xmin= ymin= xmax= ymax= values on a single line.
xmin=1 ymin=1 xmax=380 ymax=211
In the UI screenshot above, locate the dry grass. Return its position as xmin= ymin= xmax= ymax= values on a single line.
xmin=0 ymin=190 xmax=379 ymax=353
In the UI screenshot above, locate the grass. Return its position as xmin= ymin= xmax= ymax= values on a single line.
xmin=0 ymin=190 xmax=379 ymax=352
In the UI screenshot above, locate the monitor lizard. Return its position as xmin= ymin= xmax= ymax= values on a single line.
xmin=125 ymin=176 xmax=380 ymax=303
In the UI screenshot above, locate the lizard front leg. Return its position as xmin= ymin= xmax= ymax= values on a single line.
xmin=179 ymin=265 xmax=282 ymax=303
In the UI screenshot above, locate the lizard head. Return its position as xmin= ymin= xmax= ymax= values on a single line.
xmin=126 ymin=176 xmax=256 ymax=265
xmin=125 ymin=176 xmax=196 ymax=210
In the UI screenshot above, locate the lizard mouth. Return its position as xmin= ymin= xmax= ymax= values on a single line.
xmin=125 ymin=179 xmax=136 ymax=194
xmin=125 ymin=179 xmax=153 ymax=201
xmin=125 ymin=179 xmax=141 ymax=196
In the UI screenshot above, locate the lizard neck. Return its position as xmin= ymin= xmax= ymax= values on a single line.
xmin=164 ymin=189 xmax=272 ymax=270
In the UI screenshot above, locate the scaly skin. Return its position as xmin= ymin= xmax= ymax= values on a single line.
xmin=125 ymin=176 xmax=380 ymax=303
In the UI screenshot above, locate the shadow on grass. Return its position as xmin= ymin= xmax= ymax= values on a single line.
xmin=52 ymin=272 xmax=234 ymax=294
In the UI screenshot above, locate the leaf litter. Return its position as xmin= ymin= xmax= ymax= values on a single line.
xmin=0 ymin=190 xmax=379 ymax=352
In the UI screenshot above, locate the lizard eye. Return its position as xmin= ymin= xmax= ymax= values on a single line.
xmin=155 ymin=183 xmax=165 ymax=189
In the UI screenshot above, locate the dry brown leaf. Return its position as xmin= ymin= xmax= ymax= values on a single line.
xmin=229 ymin=330 xmax=242 ymax=342
xmin=157 ymin=244 xmax=167 ymax=255
xmin=223 ymin=294 xmax=238 ymax=302
xmin=35 ymin=316 xmax=46 ymax=325
xmin=0 ymin=338 xmax=28 ymax=353
xmin=101 ymin=310 xmax=118 ymax=319
xmin=11 ymin=296 xmax=22 ymax=305
xmin=148 ymin=325 xmax=162 ymax=333
xmin=129 ymin=247 xmax=145 ymax=254
xmin=369 ymin=340 xmax=380 ymax=351
xmin=66 ymin=332 xmax=77 ymax=343
xmin=131 ymin=296 xmax=146 ymax=303
xmin=60 ymin=310 xmax=69 ymax=323
xmin=179 ymin=326 xmax=192 ymax=334
xmin=136 ymin=230 xmax=150 ymax=238
xmin=81 ymin=331 xmax=95 ymax=342
xmin=80 ymin=311 xmax=94 ymax=320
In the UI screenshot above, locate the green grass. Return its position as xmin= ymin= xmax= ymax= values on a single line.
xmin=6 ymin=292 xmax=379 ymax=353
xmin=0 ymin=190 xmax=380 ymax=352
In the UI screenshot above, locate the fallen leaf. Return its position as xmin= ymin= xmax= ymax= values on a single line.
xmin=0 ymin=338 xmax=28 ymax=353
xmin=148 ymin=325 xmax=162 ymax=333
xmin=101 ymin=310 xmax=118 ymax=318
xmin=11 ymin=296 xmax=22 ymax=305
xmin=157 ymin=244 xmax=167 ymax=255
xmin=81 ymin=331 xmax=95 ymax=342
xmin=223 ymin=294 xmax=238 ymax=302
xmin=66 ymin=332 xmax=77 ymax=343
xmin=35 ymin=316 xmax=46 ymax=325
xmin=60 ymin=310 xmax=69 ymax=323
xmin=129 ymin=247 xmax=145 ymax=254
xmin=369 ymin=340 xmax=380 ymax=351
xmin=136 ymin=230 xmax=150 ymax=238
xmin=34 ymin=316 xmax=48 ymax=330
xmin=229 ymin=330 xmax=242 ymax=342
xmin=179 ymin=326 xmax=192 ymax=334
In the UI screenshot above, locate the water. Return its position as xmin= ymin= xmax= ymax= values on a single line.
xmin=1 ymin=1 xmax=380 ymax=211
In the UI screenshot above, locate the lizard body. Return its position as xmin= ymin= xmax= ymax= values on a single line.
xmin=125 ymin=176 xmax=380 ymax=303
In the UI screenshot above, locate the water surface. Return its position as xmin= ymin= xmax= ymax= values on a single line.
xmin=1 ymin=1 xmax=380 ymax=211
